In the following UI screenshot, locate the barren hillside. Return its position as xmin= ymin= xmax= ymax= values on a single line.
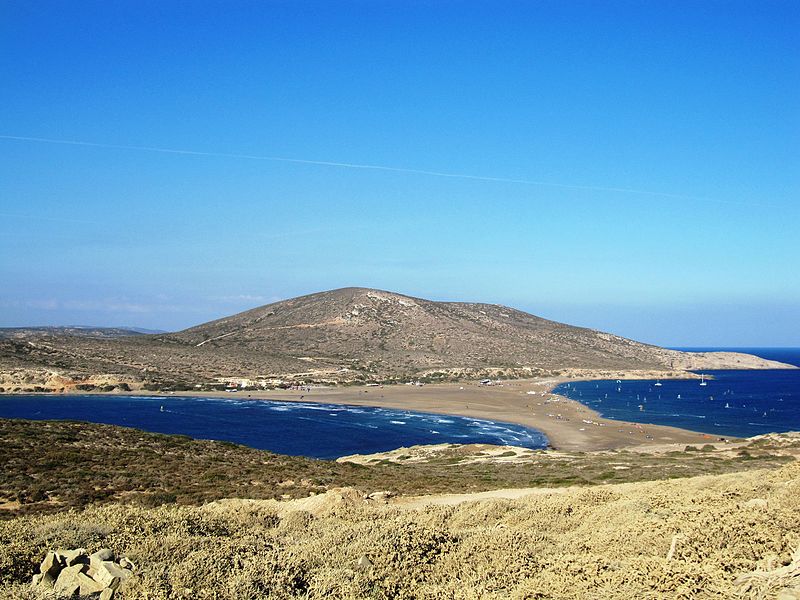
xmin=0 ymin=288 xmax=792 ymax=391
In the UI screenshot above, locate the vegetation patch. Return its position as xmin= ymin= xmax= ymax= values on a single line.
xmin=0 ymin=419 xmax=796 ymax=519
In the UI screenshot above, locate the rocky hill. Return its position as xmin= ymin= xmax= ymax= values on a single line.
xmin=0 ymin=326 xmax=151 ymax=340
xmin=0 ymin=288 xmax=792 ymax=391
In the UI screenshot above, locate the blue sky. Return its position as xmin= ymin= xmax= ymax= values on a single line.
xmin=1 ymin=0 xmax=798 ymax=346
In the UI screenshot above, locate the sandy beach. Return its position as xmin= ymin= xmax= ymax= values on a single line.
xmin=161 ymin=378 xmax=723 ymax=452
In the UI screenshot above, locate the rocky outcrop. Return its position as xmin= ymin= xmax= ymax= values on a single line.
xmin=31 ymin=548 xmax=134 ymax=598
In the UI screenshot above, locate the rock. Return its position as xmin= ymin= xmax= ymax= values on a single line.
xmin=40 ymin=550 xmax=62 ymax=572
xmin=745 ymin=498 xmax=768 ymax=509
xmin=777 ymin=589 xmax=800 ymax=600
xmin=90 ymin=548 xmax=116 ymax=572
xmin=54 ymin=563 xmax=86 ymax=595
xmin=94 ymin=560 xmax=132 ymax=589
xmin=119 ymin=557 xmax=135 ymax=570
xmin=38 ymin=550 xmax=64 ymax=588
xmin=367 ymin=491 xmax=394 ymax=502
xmin=58 ymin=548 xmax=89 ymax=567
xmin=91 ymin=548 xmax=115 ymax=563
xmin=78 ymin=572 xmax=107 ymax=595
xmin=34 ymin=548 xmax=133 ymax=598
xmin=357 ymin=555 xmax=373 ymax=569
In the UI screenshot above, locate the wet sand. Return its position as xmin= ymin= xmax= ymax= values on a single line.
xmin=168 ymin=378 xmax=723 ymax=451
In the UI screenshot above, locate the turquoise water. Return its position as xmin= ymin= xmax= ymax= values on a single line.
xmin=0 ymin=395 xmax=548 ymax=459
xmin=554 ymin=348 xmax=800 ymax=439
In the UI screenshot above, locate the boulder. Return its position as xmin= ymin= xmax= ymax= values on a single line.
xmin=78 ymin=572 xmax=107 ymax=596
xmin=32 ymin=548 xmax=133 ymax=598
xmin=94 ymin=560 xmax=132 ymax=589
xmin=54 ymin=563 xmax=86 ymax=595
xmin=91 ymin=548 xmax=115 ymax=563
xmin=37 ymin=550 xmax=64 ymax=588
xmin=90 ymin=548 xmax=116 ymax=573
xmin=367 ymin=491 xmax=394 ymax=502
xmin=58 ymin=548 xmax=89 ymax=567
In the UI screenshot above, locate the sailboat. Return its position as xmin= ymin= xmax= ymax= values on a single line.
xmin=699 ymin=374 xmax=708 ymax=386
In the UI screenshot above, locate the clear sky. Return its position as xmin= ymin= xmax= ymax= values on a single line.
xmin=1 ymin=0 xmax=798 ymax=346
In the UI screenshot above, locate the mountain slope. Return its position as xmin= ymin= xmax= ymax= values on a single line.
xmin=162 ymin=287 xmax=788 ymax=376
xmin=165 ymin=287 xmax=666 ymax=371
xmin=0 ymin=288 xmax=792 ymax=390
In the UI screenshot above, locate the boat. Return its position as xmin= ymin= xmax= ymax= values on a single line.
xmin=699 ymin=374 xmax=708 ymax=386
xmin=654 ymin=380 xmax=662 ymax=387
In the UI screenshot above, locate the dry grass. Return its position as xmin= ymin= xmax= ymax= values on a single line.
xmin=1 ymin=460 xmax=798 ymax=599
xmin=1 ymin=419 xmax=796 ymax=519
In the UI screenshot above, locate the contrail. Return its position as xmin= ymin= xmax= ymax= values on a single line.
xmin=0 ymin=211 xmax=100 ymax=225
xmin=0 ymin=133 xmax=763 ymax=207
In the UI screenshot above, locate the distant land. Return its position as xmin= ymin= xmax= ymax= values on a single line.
xmin=0 ymin=326 xmax=165 ymax=339
xmin=0 ymin=287 xmax=794 ymax=393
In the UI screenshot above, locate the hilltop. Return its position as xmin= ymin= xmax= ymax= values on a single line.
xmin=0 ymin=288 xmax=792 ymax=392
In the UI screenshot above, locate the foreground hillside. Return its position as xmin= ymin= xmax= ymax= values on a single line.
xmin=0 ymin=288 xmax=792 ymax=391
xmin=1 ymin=430 xmax=798 ymax=598
xmin=5 ymin=419 xmax=796 ymax=518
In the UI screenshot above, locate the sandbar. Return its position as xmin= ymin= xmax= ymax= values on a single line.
xmin=164 ymin=378 xmax=724 ymax=451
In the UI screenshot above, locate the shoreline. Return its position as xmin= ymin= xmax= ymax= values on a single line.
xmin=24 ymin=376 xmax=728 ymax=452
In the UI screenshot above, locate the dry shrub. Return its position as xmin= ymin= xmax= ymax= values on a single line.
xmin=0 ymin=461 xmax=798 ymax=599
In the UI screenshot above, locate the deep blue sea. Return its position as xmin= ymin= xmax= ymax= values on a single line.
xmin=0 ymin=395 xmax=548 ymax=459
xmin=554 ymin=348 xmax=800 ymax=439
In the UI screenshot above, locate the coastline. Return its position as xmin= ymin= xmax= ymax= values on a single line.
xmin=130 ymin=376 xmax=725 ymax=452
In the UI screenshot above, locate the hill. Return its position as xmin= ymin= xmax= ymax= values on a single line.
xmin=0 ymin=326 xmax=151 ymax=340
xmin=0 ymin=288 xmax=792 ymax=391
xmin=1 ymin=421 xmax=798 ymax=598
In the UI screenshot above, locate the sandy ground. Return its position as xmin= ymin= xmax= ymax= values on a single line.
xmin=161 ymin=378 xmax=722 ymax=451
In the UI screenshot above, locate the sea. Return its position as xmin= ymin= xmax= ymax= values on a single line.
xmin=1 ymin=348 xmax=796 ymax=456
xmin=553 ymin=348 xmax=800 ymax=439
xmin=0 ymin=395 xmax=548 ymax=459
